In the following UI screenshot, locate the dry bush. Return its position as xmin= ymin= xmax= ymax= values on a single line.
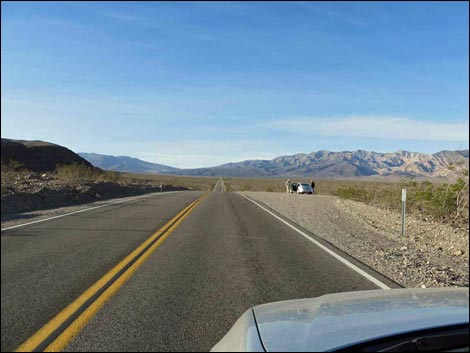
xmin=55 ymin=164 xmax=130 ymax=185
xmin=1 ymin=160 xmax=29 ymax=188
xmin=96 ymin=170 xmax=123 ymax=184
xmin=55 ymin=163 xmax=99 ymax=183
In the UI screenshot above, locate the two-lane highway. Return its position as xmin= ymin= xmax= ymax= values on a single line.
xmin=1 ymin=191 xmax=203 ymax=352
xmin=2 ymin=182 xmax=395 ymax=352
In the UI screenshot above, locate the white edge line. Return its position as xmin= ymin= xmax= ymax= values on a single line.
xmin=240 ymin=194 xmax=391 ymax=290
xmin=1 ymin=191 xmax=177 ymax=232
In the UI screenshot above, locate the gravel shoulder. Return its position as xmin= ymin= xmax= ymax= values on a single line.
xmin=238 ymin=192 xmax=469 ymax=288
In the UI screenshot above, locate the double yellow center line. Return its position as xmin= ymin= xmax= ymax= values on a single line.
xmin=15 ymin=192 xmax=209 ymax=352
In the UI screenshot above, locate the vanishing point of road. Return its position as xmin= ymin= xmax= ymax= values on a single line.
xmin=1 ymin=179 xmax=396 ymax=352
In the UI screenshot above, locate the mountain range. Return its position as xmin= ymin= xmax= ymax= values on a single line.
xmin=78 ymin=153 xmax=179 ymax=174
xmin=2 ymin=138 xmax=467 ymax=179
xmin=79 ymin=150 xmax=469 ymax=179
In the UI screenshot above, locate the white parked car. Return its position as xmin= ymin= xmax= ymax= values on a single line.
xmin=296 ymin=183 xmax=313 ymax=194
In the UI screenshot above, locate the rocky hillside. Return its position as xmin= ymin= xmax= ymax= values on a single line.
xmin=1 ymin=138 xmax=94 ymax=172
xmin=171 ymin=149 xmax=469 ymax=178
xmin=79 ymin=153 xmax=179 ymax=174
xmin=1 ymin=140 xmax=186 ymax=217
xmin=433 ymin=150 xmax=469 ymax=166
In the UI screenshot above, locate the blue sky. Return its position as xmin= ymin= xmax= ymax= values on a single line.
xmin=1 ymin=1 xmax=468 ymax=168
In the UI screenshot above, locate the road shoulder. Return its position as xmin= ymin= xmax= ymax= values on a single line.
xmin=238 ymin=192 xmax=468 ymax=288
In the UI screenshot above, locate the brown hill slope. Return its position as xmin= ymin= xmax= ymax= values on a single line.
xmin=1 ymin=138 xmax=94 ymax=172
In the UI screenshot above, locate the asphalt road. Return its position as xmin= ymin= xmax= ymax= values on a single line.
xmin=2 ymin=183 xmax=395 ymax=352
xmin=1 ymin=191 xmax=202 ymax=352
xmin=212 ymin=178 xmax=225 ymax=192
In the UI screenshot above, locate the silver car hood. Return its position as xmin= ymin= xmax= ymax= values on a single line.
xmin=254 ymin=288 xmax=469 ymax=352
xmin=211 ymin=288 xmax=469 ymax=352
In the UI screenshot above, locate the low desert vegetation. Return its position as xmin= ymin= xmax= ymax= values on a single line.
xmin=224 ymin=168 xmax=469 ymax=229
xmin=122 ymin=172 xmax=217 ymax=191
xmin=1 ymin=159 xmax=29 ymax=186
xmin=56 ymin=163 xmax=218 ymax=190
xmin=54 ymin=163 xmax=122 ymax=184
xmin=336 ymin=165 xmax=469 ymax=228
xmin=53 ymin=164 xmax=218 ymax=191
xmin=3 ymin=159 xmax=468 ymax=227
xmin=2 ymin=161 xmax=216 ymax=191
xmin=1 ymin=161 xmax=217 ymax=215
xmin=223 ymin=176 xmax=407 ymax=195
xmin=1 ymin=161 xmax=116 ymax=186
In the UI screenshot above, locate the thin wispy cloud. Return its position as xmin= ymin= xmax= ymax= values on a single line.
xmin=266 ymin=116 xmax=469 ymax=142
xmin=119 ymin=40 xmax=161 ymax=50
xmin=12 ymin=15 xmax=92 ymax=32
xmin=293 ymin=2 xmax=366 ymax=27
xmin=96 ymin=11 xmax=142 ymax=22
xmin=92 ymin=6 xmax=221 ymax=44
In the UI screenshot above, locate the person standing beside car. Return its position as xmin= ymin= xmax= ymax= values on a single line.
xmin=286 ymin=178 xmax=291 ymax=193
xmin=310 ymin=179 xmax=315 ymax=194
